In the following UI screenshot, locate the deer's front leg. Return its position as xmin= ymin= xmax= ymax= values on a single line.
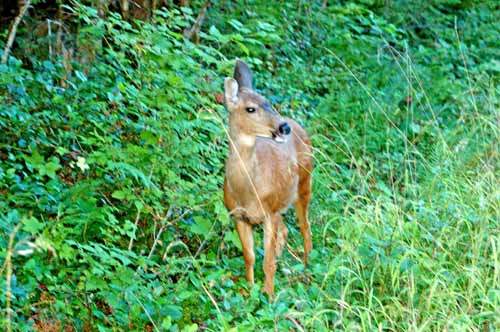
xmin=235 ymin=219 xmax=255 ymax=285
xmin=263 ymin=215 xmax=278 ymax=297
xmin=275 ymin=215 xmax=288 ymax=258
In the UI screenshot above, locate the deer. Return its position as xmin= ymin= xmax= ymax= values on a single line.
xmin=223 ymin=59 xmax=313 ymax=297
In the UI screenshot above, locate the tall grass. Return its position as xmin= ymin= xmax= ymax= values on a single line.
xmin=2 ymin=1 xmax=499 ymax=331
xmin=275 ymin=41 xmax=500 ymax=331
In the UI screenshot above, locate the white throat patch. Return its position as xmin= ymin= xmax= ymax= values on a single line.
xmin=273 ymin=135 xmax=287 ymax=143
xmin=238 ymin=134 xmax=256 ymax=146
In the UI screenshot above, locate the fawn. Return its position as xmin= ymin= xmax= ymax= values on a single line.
xmin=223 ymin=59 xmax=313 ymax=296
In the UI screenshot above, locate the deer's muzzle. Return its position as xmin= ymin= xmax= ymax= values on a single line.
xmin=272 ymin=122 xmax=291 ymax=143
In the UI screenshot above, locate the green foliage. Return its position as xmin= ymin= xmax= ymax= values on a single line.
xmin=1 ymin=0 xmax=500 ymax=331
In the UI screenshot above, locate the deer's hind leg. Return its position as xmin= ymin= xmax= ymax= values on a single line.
xmin=294 ymin=171 xmax=312 ymax=267
xmin=275 ymin=215 xmax=288 ymax=258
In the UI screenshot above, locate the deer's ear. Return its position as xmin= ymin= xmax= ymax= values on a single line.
xmin=234 ymin=59 xmax=252 ymax=90
xmin=224 ymin=77 xmax=239 ymax=107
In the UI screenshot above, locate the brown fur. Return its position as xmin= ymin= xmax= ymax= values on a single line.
xmin=223 ymin=60 xmax=313 ymax=297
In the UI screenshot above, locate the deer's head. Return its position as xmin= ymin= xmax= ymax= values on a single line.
xmin=224 ymin=59 xmax=291 ymax=144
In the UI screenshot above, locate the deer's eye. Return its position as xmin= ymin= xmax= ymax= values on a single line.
xmin=246 ymin=107 xmax=256 ymax=113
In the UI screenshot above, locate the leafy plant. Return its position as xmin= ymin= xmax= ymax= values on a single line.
xmin=1 ymin=0 xmax=499 ymax=331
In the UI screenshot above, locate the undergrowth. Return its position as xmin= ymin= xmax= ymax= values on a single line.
xmin=1 ymin=0 xmax=499 ymax=331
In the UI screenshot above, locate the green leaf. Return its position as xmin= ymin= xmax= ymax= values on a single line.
xmin=164 ymin=305 xmax=182 ymax=320
xmin=112 ymin=190 xmax=127 ymax=200
xmin=182 ymin=324 xmax=198 ymax=332
xmin=23 ymin=216 xmax=44 ymax=234
xmin=208 ymin=25 xmax=222 ymax=38
xmin=234 ymin=40 xmax=250 ymax=56
xmin=24 ymin=150 xmax=44 ymax=169
xmin=161 ymin=317 xmax=172 ymax=329
xmin=224 ymin=230 xmax=241 ymax=250
xmin=191 ymin=216 xmax=212 ymax=236
xmin=41 ymin=160 xmax=61 ymax=178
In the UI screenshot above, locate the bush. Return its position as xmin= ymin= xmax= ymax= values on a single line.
xmin=1 ymin=0 xmax=499 ymax=331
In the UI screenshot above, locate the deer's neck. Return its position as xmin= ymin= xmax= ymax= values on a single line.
xmin=229 ymin=125 xmax=257 ymax=165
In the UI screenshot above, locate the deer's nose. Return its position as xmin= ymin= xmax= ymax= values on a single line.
xmin=278 ymin=122 xmax=291 ymax=135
